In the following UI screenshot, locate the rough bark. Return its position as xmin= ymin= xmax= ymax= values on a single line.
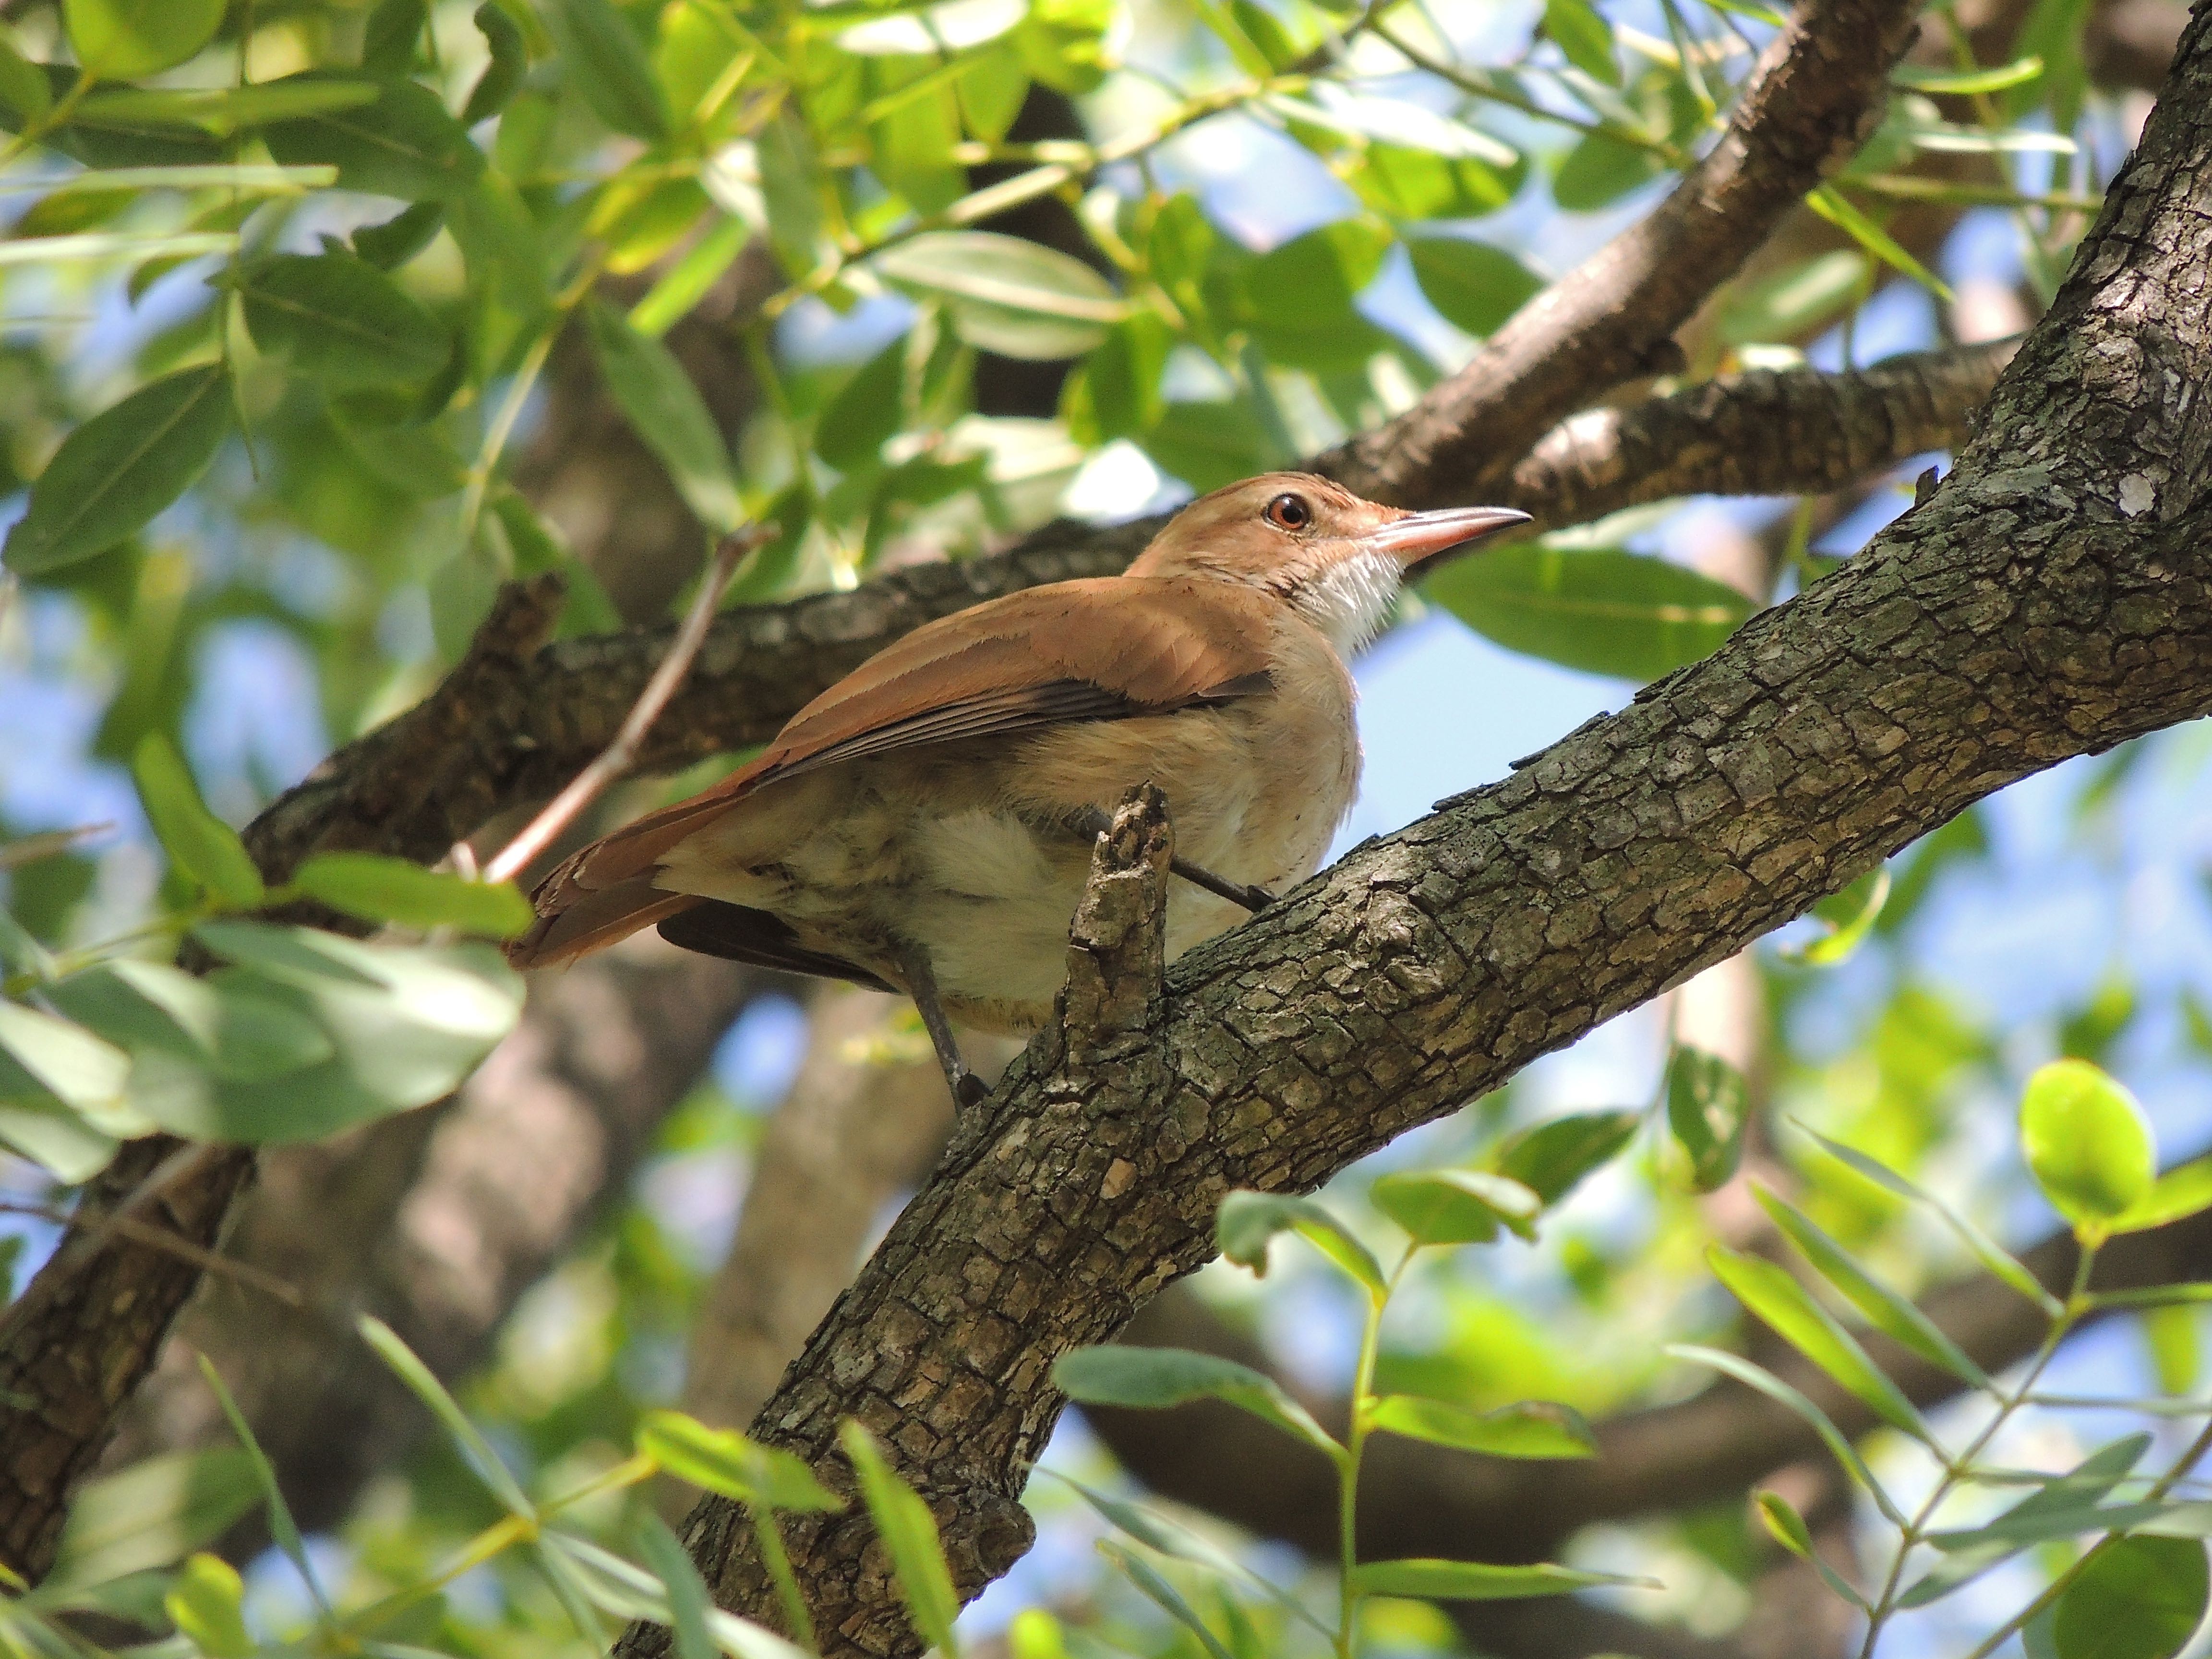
xmin=616 ymin=13 xmax=2212 ymax=1650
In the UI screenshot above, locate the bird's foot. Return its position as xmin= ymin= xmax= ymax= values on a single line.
xmin=950 ymin=1066 xmax=991 ymax=1112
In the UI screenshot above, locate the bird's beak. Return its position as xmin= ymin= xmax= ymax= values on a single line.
xmin=1363 ymin=505 xmax=1531 ymax=575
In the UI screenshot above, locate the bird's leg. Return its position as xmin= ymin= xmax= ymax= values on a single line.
xmin=1072 ymin=806 xmax=1274 ymax=914
xmin=891 ymin=938 xmax=991 ymax=1112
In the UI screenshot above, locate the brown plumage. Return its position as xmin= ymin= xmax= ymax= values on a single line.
xmin=507 ymin=471 xmax=1527 ymax=1105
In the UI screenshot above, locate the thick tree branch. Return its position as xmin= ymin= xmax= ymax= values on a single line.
xmin=618 ymin=16 xmax=2212 ymax=1652
xmin=1319 ymin=0 xmax=1920 ymax=505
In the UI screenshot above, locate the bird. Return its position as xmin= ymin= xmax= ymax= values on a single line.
xmin=507 ymin=472 xmax=1527 ymax=1106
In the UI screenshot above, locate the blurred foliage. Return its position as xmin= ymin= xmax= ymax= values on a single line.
xmin=0 ymin=0 xmax=2199 ymax=1657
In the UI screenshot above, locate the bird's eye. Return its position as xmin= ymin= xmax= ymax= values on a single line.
xmin=1264 ymin=493 xmax=1312 ymax=531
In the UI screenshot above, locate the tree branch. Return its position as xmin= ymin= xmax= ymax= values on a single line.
xmin=617 ymin=15 xmax=2212 ymax=1651
xmin=1319 ymin=0 xmax=1921 ymax=505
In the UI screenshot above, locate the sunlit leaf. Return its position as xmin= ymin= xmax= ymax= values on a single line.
xmin=636 ymin=1514 xmax=718 ymax=1659
xmin=1804 ymin=187 xmax=1953 ymax=300
xmin=1541 ymin=0 xmax=1619 ymax=84
xmin=1101 ymin=1541 xmax=1235 ymax=1659
xmin=1754 ymin=1491 xmax=1869 ymax=1611
xmin=64 ymin=0 xmax=223 ymax=78
xmin=2112 ymin=1157 xmax=2212 ymax=1235
xmin=1782 ymin=867 xmax=1890 ymax=967
xmin=1900 ymin=1435 xmax=2150 ymax=1608
xmin=1368 ymin=1395 xmax=1595 ymax=1459
xmin=1720 ymin=250 xmax=1868 ymax=346
xmin=1707 ymin=1245 xmax=1930 ymax=1443
xmin=1349 ymin=1557 xmax=1649 ymax=1600
xmin=1215 ymin=1189 xmax=1385 ymax=1295
xmin=1664 ymin=1344 xmax=1906 ymax=1526
xmin=4 ymin=365 xmax=234 ymax=576
xmin=875 ymin=231 xmax=1125 ymax=360
xmin=39 ymin=1451 xmax=260 ymax=1593
xmin=164 ymin=1554 xmax=251 ymax=1656
xmin=838 ymin=1421 xmax=962 ymax=1659
xmin=2021 ymin=1058 xmax=2156 ymax=1230
xmin=1052 ymin=1346 xmax=1339 ymax=1458
xmin=1893 ymin=55 xmax=2042 ymax=94
xmin=551 ymin=0 xmax=669 ymax=138
xmin=639 ymin=1411 xmax=843 ymax=1512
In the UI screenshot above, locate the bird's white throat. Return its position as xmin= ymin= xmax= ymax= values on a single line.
xmin=1286 ymin=549 xmax=1404 ymax=658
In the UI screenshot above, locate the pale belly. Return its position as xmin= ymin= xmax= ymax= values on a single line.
xmin=654 ymin=690 xmax=1359 ymax=1035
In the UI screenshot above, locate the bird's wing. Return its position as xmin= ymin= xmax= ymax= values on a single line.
xmin=507 ymin=577 xmax=1279 ymax=969
xmin=656 ymin=902 xmax=898 ymax=992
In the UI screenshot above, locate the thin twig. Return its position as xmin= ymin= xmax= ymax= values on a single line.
xmin=3 ymin=1141 xmax=229 ymax=1326
xmin=482 ymin=527 xmax=769 ymax=886
xmin=0 ymin=1200 xmax=303 ymax=1307
xmin=0 ymin=822 xmax=116 ymax=872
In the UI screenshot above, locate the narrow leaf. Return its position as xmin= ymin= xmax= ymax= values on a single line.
xmin=65 ymin=0 xmax=224 ymax=78
xmin=132 ymin=733 xmax=264 ymax=908
xmin=2111 ymin=1157 xmax=2212 ymax=1235
xmin=1664 ymin=1344 xmax=1906 ymax=1527
xmin=236 ymin=251 xmax=448 ymax=391
xmin=1754 ymin=1491 xmax=1870 ymax=1611
xmin=1368 ymin=1395 xmax=1595 ymax=1459
xmin=1753 ymin=1185 xmax=1988 ymax=1388
xmin=1101 ymin=1542 xmax=1235 ymax=1659
xmin=1707 ymin=1244 xmax=1930 ymax=1443
xmin=288 ymin=853 xmax=533 ymax=939
xmin=1052 ymin=1345 xmax=1340 ymax=1459
xmin=1348 ymin=1557 xmax=1650 ymax=1600
xmin=1667 ymin=1045 xmax=1749 ymax=1191
xmin=636 ymin=1515 xmax=717 ymax=1659
xmin=196 ymin=1354 xmax=329 ymax=1615
xmin=838 ymin=1421 xmax=962 ymax=1659
xmin=358 ymin=1315 xmax=534 ymax=1517
xmin=1804 ymin=187 xmax=1953 ymax=300
xmin=585 ymin=299 xmax=742 ymax=531
xmin=874 ymin=230 xmax=1125 ymax=361
xmin=4 ymin=366 xmax=233 ymax=576
xmin=553 ymin=0 xmax=669 ymax=140
xmin=638 ymin=1411 xmax=843 ymax=1512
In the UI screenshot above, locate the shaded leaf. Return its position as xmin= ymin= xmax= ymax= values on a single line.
xmin=2053 ymin=1538 xmax=2208 ymax=1659
xmin=4 ymin=366 xmax=233 ymax=577
xmin=1667 ymin=1045 xmax=1748 ymax=1190
xmin=636 ymin=1514 xmax=717 ymax=1659
xmin=464 ymin=1 xmax=529 ymax=125
xmin=875 ymin=231 xmax=1124 ymax=361
xmin=65 ymin=0 xmax=223 ymax=78
xmin=1542 ymin=0 xmax=1620 ymax=85
xmin=1406 ymin=237 xmax=1542 ymax=337
xmin=1371 ymin=1168 xmax=1539 ymax=1245
xmin=551 ymin=0 xmax=669 ymax=139
xmin=238 ymin=251 xmax=448 ymax=392
xmin=586 ymin=299 xmax=743 ymax=531
xmin=1665 ymin=1344 xmax=1906 ymax=1526
xmin=1216 ymin=1189 xmax=1385 ymax=1294
xmin=1491 ymin=1109 xmax=1641 ymax=1205
xmin=1349 ymin=1557 xmax=1648 ymax=1600
xmin=359 ymin=1316 xmax=534 ymax=1515
xmin=1755 ymin=1491 xmax=1869 ymax=1611
xmin=1052 ymin=1346 xmax=1339 ymax=1458
xmin=1101 ymin=1541 xmax=1234 ymax=1659
xmin=132 ymin=732 xmax=264 ymax=907
xmin=1424 ymin=545 xmax=1750 ymax=683
xmin=263 ymin=73 xmax=484 ymax=201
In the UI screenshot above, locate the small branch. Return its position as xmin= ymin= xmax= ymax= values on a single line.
xmin=0 ymin=1202 xmax=302 ymax=1308
xmin=1318 ymin=0 xmax=1922 ymax=506
xmin=484 ymin=527 xmax=767 ymax=886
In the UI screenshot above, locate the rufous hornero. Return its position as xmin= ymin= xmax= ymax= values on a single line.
xmin=507 ymin=472 xmax=1527 ymax=1107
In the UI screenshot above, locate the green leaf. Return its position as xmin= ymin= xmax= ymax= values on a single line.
xmin=0 ymin=997 xmax=130 ymax=1114
xmin=164 ymin=1552 xmax=252 ymax=1657
xmin=1135 ymin=399 xmax=1275 ymax=494
xmin=64 ymin=0 xmax=223 ymax=78
xmin=1900 ymin=1436 xmax=2147 ymax=1606
xmin=757 ymin=110 xmax=827 ymax=281
xmin=2112 ymin=1157 xmax=2212 ymax=1235
xmin=816 ymin=339 xmax=905 ymax=470
xmin=639 ymin=1411 xmax=844 ymax=1512
xmin=0 ymin=36 xmax=51 ymax=123
xmin=1707 ymin=1244 xmax=1929 ymax=1442
xmin=178 ymin=922 xmax=523 ymax=1142
xmin=1052 ymin=1345 xmax=1340 ymax=1458
xmin=2021 ymin=1059 xmax=2156 ymax=1229
xmin=1423 ymin=545 xmax=1751 ymax=683
xmin=132 ymin=732 xmax=264 ymax=908
xmin=1049 ymin=1473 xmax=1334 ymax=1636
xmin=1752 ymin=1185 xmax=1988 ymax=1388
xmin=1720 ymin=250 xmax=1868 ymax=346
xmin=1348 ymin=1558 xmax=1648 ymax=1601
xmin=1368 ymin=1395 xmax=1595 ymax=1459
xmin=0 ymin=1095 xmax=119 ymax=1181
xmin=463 ymin=1 xmax=529 ymax=124
xmin=636 ymin=1515 xmax=717 ymax=1659
xmin=359 ymin=1315 xmax=534 ymax=1516
xmin=552 ymin=0 xmax=669 ymax=140
xmin=77 ymin=80 xmax=382 ymax=135
xmin=4 ymin=365 xmax=234 ymax=577
xmin=1100 ymin=1541 xmax=1235 ymax=1659
xmin=1665 ymin=1344 xmax=1906 ymax=1526
xmin=1405 ymin=237 xmax=1543 ymax=338
xmin=1240 ymin=219 xmax=1395 ymax=373
xmin=585 ymin=299 xmax=743 ymax=531
xmin=1803 ymin=187 xmax=1953 ymax=301
xmin=362 ymin=0 xmax=428 ymax=73
xmin=1666 ymin=1045 xmax=1749 ymax=1190
xmin=1491 ymin=1109 xmax=1641 ymax=1206
xmin=1541 ymin=0 xmax=1620 ymax=85
xmin=1893 ymin=55 xmax=2043 ymax=94
xmin=838 ymin=1421 xmax=962 ymax=1659
xmin=1754 ymin=1491 xmax=1870 ymax=1611
xmin=875 ymin=231 xmax=1126 ymax=361
xmin=40 ymin=1451 xmax=260 ymax=1592
xmin=1370 ymin=1168 xmax=1539 ymax=1245
xmin=194 ymin=1353 xmax=331 ymax=1615
xmin=1783 ymin=867 xmax=1891 ymax=967
xmin=262 ymin=73 xmax=484 ymax=201
xmin=1215 ymin=1190 xmax=1385 ymax=1295
xmin=1552 ymin=130 xmax=1665 ymax=210
xmin=46 ymin=958 xmax=332 ymax=1085
xmin=352 ymin=199 xmax=445 ymax=269
xmin=2054 ymin=1538 xmax=2209 ymax=1659
xmin=288 ymin=853 xmax=534 ymax=938
xmin=237 ymin=251 xmax=448 ymax=392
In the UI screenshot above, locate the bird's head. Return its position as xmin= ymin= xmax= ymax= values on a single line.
xmin=1126 ymin=471 xmax=1528 ymax=655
